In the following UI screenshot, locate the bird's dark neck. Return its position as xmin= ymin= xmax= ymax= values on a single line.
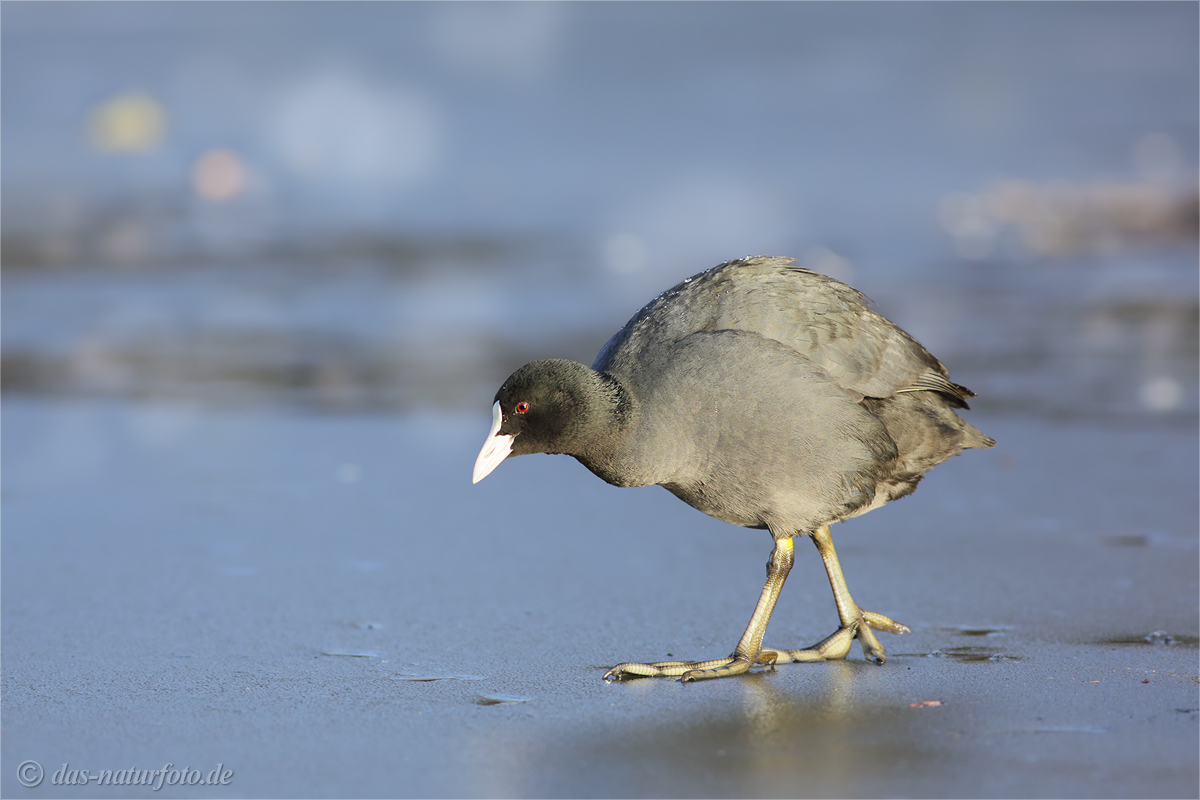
xmin=570 ymin=370 xmax=642 ymax=487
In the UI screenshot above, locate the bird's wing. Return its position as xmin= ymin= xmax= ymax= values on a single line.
xmin=594 ymin=255 xmax=973 ymax=406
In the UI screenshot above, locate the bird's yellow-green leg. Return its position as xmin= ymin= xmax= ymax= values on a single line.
xmin=604 ymin=537 xmax=795 ymax=682
xmin=762 ymin=524 xmax=909 ymax=666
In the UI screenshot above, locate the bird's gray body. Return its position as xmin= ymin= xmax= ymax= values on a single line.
xmin=585 ymin=256 xmax=993 ymax=535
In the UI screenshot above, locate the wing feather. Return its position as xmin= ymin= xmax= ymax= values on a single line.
xmin=594 ymin=255 xmax=974 ymax=407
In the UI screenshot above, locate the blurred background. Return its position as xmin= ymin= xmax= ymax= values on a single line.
xmin=3 ymin=1 xmax=1197 ymax=419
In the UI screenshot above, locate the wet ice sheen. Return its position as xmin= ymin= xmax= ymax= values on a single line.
xmin=475 ymin=694 xmax=533 ymax=706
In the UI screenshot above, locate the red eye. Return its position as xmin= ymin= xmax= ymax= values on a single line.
xmin=515 ymin=401 xmax=529 ymax=414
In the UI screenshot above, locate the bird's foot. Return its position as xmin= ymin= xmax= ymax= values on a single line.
xmin=604 ymin=650 xmax=780 ymax=683
xmin=764 ymin=609 xmax=909 ymax=665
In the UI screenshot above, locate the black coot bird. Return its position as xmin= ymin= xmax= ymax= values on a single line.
xmin=473 ymin=256 xmax=994 ymax=682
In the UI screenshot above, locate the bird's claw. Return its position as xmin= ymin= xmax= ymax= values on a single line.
xmin=766 ymin=608 xmax=908 ymax=665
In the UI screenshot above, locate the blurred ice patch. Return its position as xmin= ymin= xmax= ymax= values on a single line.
xmin=430 ymin=2 xmax=563 ymax=83
xmin=270 ymin=68 xmax=442 ymax=190
xmin=603 ymin=173 xmax=800 ymax=280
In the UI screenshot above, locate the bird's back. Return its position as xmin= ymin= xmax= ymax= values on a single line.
xmin=594 ymin=255 xmax=972 ymax=406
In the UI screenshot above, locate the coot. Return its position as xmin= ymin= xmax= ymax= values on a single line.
xmin=473 ymin=256 xmax=994 ymax=682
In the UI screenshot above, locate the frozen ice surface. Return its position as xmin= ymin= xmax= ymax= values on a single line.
xmin=2 ymin=399 xmax=1196 ymax=798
